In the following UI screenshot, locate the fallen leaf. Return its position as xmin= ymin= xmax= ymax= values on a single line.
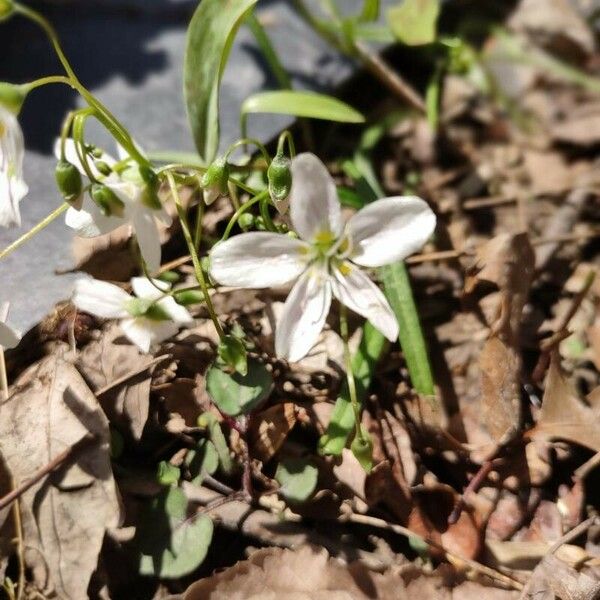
xmin=522 ymin=150 xmax=574 ymax=196
xmin=77 ymin=323 xmax=152 ymax=440
xmin=249 ymin=402 xmax=297 ymax=462
xmin=0 ymin=354 xmax=120 ymax=599
xmin=552 ymin=110 xmax=600 ymax=147
xmin=531 ymin=354 xmax=600 ymax=451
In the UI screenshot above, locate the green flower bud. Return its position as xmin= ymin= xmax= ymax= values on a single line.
xmin=218 ymin=334 xmax=248 ymax=376
xmin=55 ymin=160 xmax=83 ymax=204
xmin=0 ymin=0 xmax=15 ymax=22
xmin=95 ymin=160 xmax=112 ymax=177
xmin=351 ymin=427 xmax=373 ymax=473
xmin=90 ymin=183 xmax=125 ymax=217
xmin=173 ymin=289 xmax=204 ymax=306
xmin=201 ymin=156 xmax=229 ymax=205
xmin=0 ymin=82 xmax=27 ymax=114
xmin=158 ymin=270 xmax=180 ymax=284
xmin=139 ymin=165 xmax=162 ymax=210
xmin=267 ymin=153 xmax=292 ymax=213
xmin=238 ymin=212 xmax=255 ymax=230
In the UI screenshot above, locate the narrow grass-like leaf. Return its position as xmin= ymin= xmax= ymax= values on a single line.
xmin=387 ymin=0 xmax=440 ymax=46
xmin=241 ymin=90 xmax=364 ymax=137
xmin=360 ymin=0 xmax=380 ymax=21
xmin=184 ymin=0 xmax=258 ymax=161
xmin=380 ymin=262 xmax=435 ymax=395
xmin=319 ymin=322 xmax=387 ymax=455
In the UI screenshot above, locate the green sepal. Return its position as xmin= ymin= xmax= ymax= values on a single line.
xmin=267 ymin=153 xmax=292 ymax=205
xmin=0 ymin=82 xmax=27 ymax=114
xmin=0 ymin=0 xmax=15 ymax=22
xmin=90 ymin=183 xmax=125 ymax=217
xmin=218 ymin=334 xmax=248 ymax=376
xmin=350 ymin=427 xmax=373 ymax=473
xmin=124 ymin=297 xmax=171 ymax=322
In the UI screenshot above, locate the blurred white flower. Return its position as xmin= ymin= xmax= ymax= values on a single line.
xmin=55 ymin=139 xmax=170 ymax=271
xmin=72 ymin=277 xmax=193 ymax=353
xmin=0 ymin=105 xmax=28 ymax=227
xmin=0 ymin=302 xmax=20 ymax=349
xmin=210 ymin=153 xmax=436 ymax=362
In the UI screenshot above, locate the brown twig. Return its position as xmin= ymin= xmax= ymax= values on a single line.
xmin=574 ymin=449 xmax=600 ymax=480
xmin=0 ymin=435 xmax=95 ymax=512
xmin=94 ymin=353 xmax=171 ymax=397
xmin=11 ymin=478 xmax=25 ymax=600
xmin=448 ymin=459 xmax=496 ymax=525
xmin=532 ymin=270 xmax=596 ymax=382
xmin=463 ymin=196 xmax=516 ymax=210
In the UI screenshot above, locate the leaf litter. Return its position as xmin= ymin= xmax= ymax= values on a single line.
xmin=2 ymin=0 xmax=600 ymax=597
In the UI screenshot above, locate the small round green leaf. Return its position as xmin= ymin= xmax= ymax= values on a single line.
xmin=275 ymin=458 xmax=318 ymax=504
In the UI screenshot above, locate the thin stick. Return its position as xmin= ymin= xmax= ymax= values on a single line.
xmin=463 ymin=196 xmax=516 ymax=210
xmin=345 ymin=512 xmax=523 ymax=590
xmin=406 ymin=249 xmax=464 ymax=264
xmin=575 ymin=449 xmax=600 ymax=480
xmin=549 ymin=515 xmax=598 ymax=554
xmin=0 ymin=435 xmax=94 ymax=512
xmin=11 ymin=479 xmax=25 ymax=600
xmin=448 ymin=459 xmax=495 ymax=525
xmin=94 ymin=354 xmax=170 ymax=397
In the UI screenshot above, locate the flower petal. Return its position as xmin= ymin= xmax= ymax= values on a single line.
xmin=73 ymin=278 xmax=131 ymax=319
xmin=65 ymin=195 xmax=126 ymax=238
xmin=0 ymin=321 xmax=20 ymax=349
xmin=289 ymin=153 xmax=343 ymax=242
xmin=121 ymin=317 xmax=178 ymax=353
xmin=275 ymin=267 xmax=332 ymax=362
xmin=131 ymin=207 xmax=162 ymax=272
xmin=331 ymin=263 xmax=398 ymax=342
xmin=348 ymin=196 xmax=436 ymax=268
xmin=0 ymin=107 xmax=27 ymax=227
xmin=131 ymin=276 xmax=169 ymax=301
xmin=210 ymin=232 xmax=309 ymax=288
xmin=157 ymin=296 xmax=194 ymax=324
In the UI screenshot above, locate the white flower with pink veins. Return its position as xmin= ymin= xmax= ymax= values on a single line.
xmin=209 ymin=153 xmax=436 ymax=362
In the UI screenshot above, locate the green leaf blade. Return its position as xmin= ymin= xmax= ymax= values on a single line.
xmin=184 ymin=0 xmax=258 ymax=161
xmin=242 ymin=90 xmax=365 ymax=124
xmin=275 ymin=458 xmax=318 ymax=503
xmin=387 ymin=0 xmax=440 ymax=46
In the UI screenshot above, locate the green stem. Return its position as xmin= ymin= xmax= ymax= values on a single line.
xmin=221 ymin=191 xmax=267 ymax=241
xmin=25 ymin=74 xmax=73 ymax=91
xmin=339 ymin=304 xmax=365 ymax=443
xmin=166 ymin=172 xmax=224 ymax=339
xmin=259 ymin=194 xmax=277 ymax=232
xmin=0 ymin=203 xmax=69 ymax=261
xmin=225 ymin=137 xmax=271 ymax=164
xmin=15 ymin=3 xmax=150 ymax=167
xmin=194 ymin=188 xmax=205 ymax=248
xmin=276 ymin=130 xmax=296 ymax=158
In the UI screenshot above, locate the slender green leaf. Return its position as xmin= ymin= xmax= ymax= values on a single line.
xmin=319 ymin=322 xmax=387 ymax=455
xmin=246 ymin=13 xmax=292 ymax=89
xmin=387 ymin=0 xmax=440 ymax=46
xmin=275 ymin=458 xmax=318 ymax=503
xmin=186 ymin=439 xmax=219 ymax=485
xmin=380 ymin=262 xmax=435 ymax=395
xmin=184 ymin=0 xmax=258 ymax=161
xmin=241 ymin=91 xmax=364 ymax=136
xmin=359 ymin=0 xmax=379 ymax=21
xmin=198 ymin=413 xmax=234 ymax=475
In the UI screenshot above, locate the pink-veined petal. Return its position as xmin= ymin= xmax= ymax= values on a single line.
xmin=131 ymin=207 xmax=161 ymax=272
xmin=73 ymin=278 xmax=131 ymax=319
xmin=331 ymin=263 xmax=398 ymax=342
xmin=289 ymin=153 xmax=343 ymax=242
xmin=121 ymin=317 xmax=178 ymax=353
xmin=210 ymin=232 xmax=309 ymax=288
xmin=275 ymin=267 xmax=332 ymax=362
xmin=348 ymin=196 xmax=436 ymax=268
xmin=0 ymin=321 xmax=20 ymax=349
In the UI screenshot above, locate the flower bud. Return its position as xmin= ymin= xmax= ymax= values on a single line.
xmin=350 ymin=428 xmax=373 ymax=473
xmin=238 ymin=212 xmax=254 ymax=230
xmin=0 ymin=82 xmax=27 ymax=114
xmin=55 ymin=160 xmax=83 ymax=204
xmin=0 ymin=0 xmax=15 ymax=22
xmin=218 ymin=334 xmax=248 ymax=376
xmin=90 ymin=183 xmax=125 ymax=217
xmin=95 ymin=160 xmax=112 ymax=177
xmin=267 ymin=153 xmax=292 ymax=214
xmin=201 ymin=156 xmax=229 ymax=205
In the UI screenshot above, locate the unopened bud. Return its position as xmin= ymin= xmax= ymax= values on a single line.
xmin=267 ymin=153 xmax=292 ymax=214
xmin=201 ymin=156 xmax=229 ymax=205
xmin=0 ymin=82 xmax=27 ymax=114
xmin=238 ymin=212 xmax=254 ymax=230
xmin=55 ymin=160 xmax=82 ymax=204
xmin=95 ymin=160 xmax=112 ymax=177
xmin=0 ymin=0 xmax=15 ymax=22
xmin=90 ymin=183 xmax=125 ymax=217
xmin=351 ymin=427 xmax=373 ymax=473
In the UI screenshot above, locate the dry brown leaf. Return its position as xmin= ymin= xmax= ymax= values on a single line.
xmin=531 ymin=354 xmax=600 ymax=452
xmin=0 ymin=354 xmax=120 ymax=599
xmin=487 ymin=540 xmax=590 ymax=570
xmin=521 ymin=554 xmax=600 ymax=599
xmin=552 ymin=111 xmax=600 ymax=147
xmin=159 ymin=378 xmax=202 ymax=428
xmin=508 ymin=0 xmax=596 ymax=60
xmin=249 ymin=402 xmax=297 ymax=462
xmin=522 ymin=150 xmax=574 ymax=196
xmin=77 ymin=323 xmax=152 ymax=440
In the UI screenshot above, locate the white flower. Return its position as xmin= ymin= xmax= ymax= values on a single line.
xmin=55 ymin=139 xmax=171 ymax=272
xmin=0 ymin=105 xmax=28 ymax=227
xmin=210 ymin=153 xmax=436 ymax=362
xmin=0 ymin=302 xmax=20 ymax=349
xmin=72 ymin=277 xmax=193 ymax=353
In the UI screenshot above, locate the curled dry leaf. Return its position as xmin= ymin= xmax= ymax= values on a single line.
xmin=249 ymin=402 xmax=297 ymax=462
xmin=0 ymin=354 xmax=120 ymax=600
xmin=77 ymin=323 xmax=152 ymax=440
xmin=467 ymin=233 xmax=535 ymax=449
xmin=531 ymin=353 xmax=600 ymax=452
